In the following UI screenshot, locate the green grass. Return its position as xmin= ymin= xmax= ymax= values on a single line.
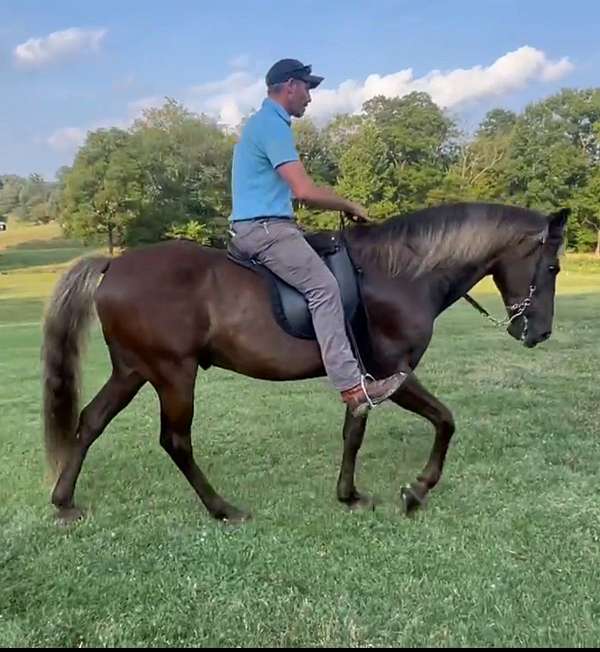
xmin=0 ymin=218 xmax=62 ymax=250
xmin=0 ymin=218 xmax=97 ymax=289
xmin=0 ymin=221 xmax=95 ymax=273
xmin=1 ymin=278 xmax=599 ymax=646
xmin=0 ymin=268 xmax=71 ymax=301
xmin=561 ymin=252 xmax=600 ymax=273
xmin=0 ymin=245 xmax=93 ymax=272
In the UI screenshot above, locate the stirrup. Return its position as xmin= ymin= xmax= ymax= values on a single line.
xmin=359 ymin=373 xmax=376 ymax=408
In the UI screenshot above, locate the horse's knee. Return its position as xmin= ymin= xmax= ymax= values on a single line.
xmin=160 ymin=430 xmax=192 ymax=459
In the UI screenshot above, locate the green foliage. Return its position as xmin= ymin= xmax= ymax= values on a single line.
xmin=429 ymin=90 xmax=600 ymax=252
xmin=0 ymin=174 xmax=56 ymax=223
xmin=337 ymin=121 xmax=398 ymax=217
xmin=164 ymin=219 xmax=211 ymax=245
xmin=56 ymin=99 xmax=233 ymax=252
xmin=0 ymin=176 xmax=23 ymax=217
xmin=322 ymin=113 xmax=364 ymax=169
xmin=337 ymin=93 xmax=457 ymax=218
xmin=58 ymin=128 xmax=137 ymax=253
xmin=476 ymin=108 xmax=517 ymax=138
xmin=570 ymin=167 xmax=600 ymax=254
xmin=5 ymin=88 xmax=600 ymax=253
xmin=293 ymin=119 xmax=337 ymax=185
xmin=129 ymin=98 xmax=233 ymax=233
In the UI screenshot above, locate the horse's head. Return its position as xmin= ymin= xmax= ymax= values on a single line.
xmin=492 ymin=207 xmax=570 ymax=348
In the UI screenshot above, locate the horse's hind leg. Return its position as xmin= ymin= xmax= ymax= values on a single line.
xmin=389 ymin=374 xmax=455 ymax=515
xmin=155 ymin=361 xmax=249 ymax=524
xmin=52 ymin=368 xmax=145 ymax=523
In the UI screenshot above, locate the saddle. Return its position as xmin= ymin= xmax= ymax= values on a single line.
xmin=227 ymin=230 xmax=363 ymax=341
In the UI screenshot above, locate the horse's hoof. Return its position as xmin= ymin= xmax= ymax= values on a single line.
xmin=221 ymin=508 xmax=252 ymax=526
xmin=347 ymin=493 xmax=376 ymax=513
xmin=55 ymin=506 xmax=85 ymax=525
xmin=400 ymin=485 xmax=426 ymax=515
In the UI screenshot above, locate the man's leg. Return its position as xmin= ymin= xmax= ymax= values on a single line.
xmin=254 ymin=221 xmax=361 ymax=391
xmin=231 ymin=219 xmax=407 ymax=412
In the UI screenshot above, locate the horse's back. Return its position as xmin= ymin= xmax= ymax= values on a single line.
xmin=94 ymin=241 xmax=227 ymax=357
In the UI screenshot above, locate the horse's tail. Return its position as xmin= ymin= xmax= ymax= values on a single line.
xmin=41 ymin=255 xmax=111 ymax=480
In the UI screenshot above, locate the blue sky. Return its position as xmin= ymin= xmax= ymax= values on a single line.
xmin=1 ymin=0 xmax=598 ymax=179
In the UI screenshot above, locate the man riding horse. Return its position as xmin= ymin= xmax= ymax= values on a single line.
xmin=228 ymin=58 xmax=407 ymax=417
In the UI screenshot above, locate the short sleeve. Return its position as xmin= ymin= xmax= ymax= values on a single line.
xmin=262 ymin=120 xmax=300 ymax=169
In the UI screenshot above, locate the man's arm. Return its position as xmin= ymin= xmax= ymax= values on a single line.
xmin=277 ymin=161 xmax=369 ymax=222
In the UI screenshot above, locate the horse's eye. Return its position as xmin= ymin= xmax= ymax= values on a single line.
xmin=548 ymin=265 xmax=559 ymax=274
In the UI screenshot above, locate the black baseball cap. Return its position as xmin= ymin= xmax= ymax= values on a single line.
xmin=265 ymin=58 xmax=324 ymax=89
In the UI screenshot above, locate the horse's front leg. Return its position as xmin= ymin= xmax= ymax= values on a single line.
xmin=336 ymin=408 xmax=375 ymax=511
xmin=389 ymin=374 xmax=456 ymax=515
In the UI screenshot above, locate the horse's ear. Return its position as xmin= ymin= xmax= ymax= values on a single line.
xmin=547 ymin=207 xmax=570 ymax=239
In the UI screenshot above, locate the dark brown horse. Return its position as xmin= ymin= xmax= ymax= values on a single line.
xmin=41 ymin=202 xmax=569 ymax=524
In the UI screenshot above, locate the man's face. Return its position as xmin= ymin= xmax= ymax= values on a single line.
xmin=286 ymin=79 xmax=312 ymax=118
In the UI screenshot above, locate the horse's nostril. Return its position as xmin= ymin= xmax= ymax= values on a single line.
xmin=541 ymin=331 xmax=551 ymax=341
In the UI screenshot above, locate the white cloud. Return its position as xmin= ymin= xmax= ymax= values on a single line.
xmin=47 ymin=127 xmax=88 ymax=152
xmin=46 ymin=95 xmax=174 ymax=154
xmin=187 ymin=71 xmax=265 ymax=127
xmin=406 ymin=46 xmax=575 ymax=109
xmin=540 ymin=57 xmax=574 ymax=82
xmin=46 ymin=46 xmax=575 ymax=157
xmin=185 ymin=46 xmax=575 ymax=128
xmin=229 ymin=54 xmax=250 ymax=70
xmin=47 ymin=115 xmax=130 ymax=153
xmin=14 ymin=27 xmax=107 ymax=68
xmin=46 ymin=96 xmax=164 ymax=153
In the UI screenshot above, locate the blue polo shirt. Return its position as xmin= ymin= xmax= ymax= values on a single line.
xmin=230 ymin=97 xmax=299 ymax=222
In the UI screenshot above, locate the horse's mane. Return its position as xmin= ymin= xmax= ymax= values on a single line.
xmin=347 ymin=202 xmax=549 ymax=278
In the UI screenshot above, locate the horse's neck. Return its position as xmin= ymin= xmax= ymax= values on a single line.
xmin=430 ymin=260 xmax=493 ymax=316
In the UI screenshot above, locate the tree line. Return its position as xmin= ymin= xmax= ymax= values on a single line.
xmin=2 ymin=88 xmax=599 ymax=255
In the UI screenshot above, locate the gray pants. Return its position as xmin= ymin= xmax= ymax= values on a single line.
xmin=231 ymin=218 xmax=362 ymax=391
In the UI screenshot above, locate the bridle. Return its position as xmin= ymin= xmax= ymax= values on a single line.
xmin=462 ymin=228 xmax=549 ymax=335
xmin=462 ymin=285 xmax=536 ymax=329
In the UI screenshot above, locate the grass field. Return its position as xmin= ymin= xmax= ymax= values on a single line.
xmin=0 ymin=218 xmax=63 ymax=251
xmin=0 ymin=218 xmax=97 ymax=300
xmin=0 ymin=231 xmax=599 ymax=646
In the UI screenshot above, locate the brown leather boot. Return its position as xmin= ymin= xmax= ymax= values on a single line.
xmin=340 ymin=371 xmax=408 ymax=417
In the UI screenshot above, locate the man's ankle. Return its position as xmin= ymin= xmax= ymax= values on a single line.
xmin=340 ymin=372 xmax=408 ymax=411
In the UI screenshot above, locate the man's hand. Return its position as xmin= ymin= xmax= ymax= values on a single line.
xmin=344 ymin=203 xmax=370 ymax=223
xmin=277 ymin=161 xmax=371 ymax=221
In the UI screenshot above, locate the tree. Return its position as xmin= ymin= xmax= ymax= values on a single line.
xmin=292 ymin=118 xmax=337 ymax=186
xmin=476 ymin=108 xmax=517 ymax=138
xmin=58 ymin=99 xmax=234 ymax=251
xmin=15 ymin=173 xmax=54 ymax=223
xmin=12 ymin=87 xmax=600 ymax=254
xmin=336 ymin=92 xmax=458 ymax=217
xmin=0 ymin=176 xmax=24 ymax=218
xmin=47 ymin=166 xmax=71 ymax=222
xmin=165 ymin=219 xmax=211 ymax=245
xmin=59 ymin=128 xmax=137 ymax=254
xmin=322 ymin=113 xmax=364 ymax=165
xmin=430 ymin=108 xmax=517 ymax=205
xmin=571 ymin=168 xmax=600 ymax=255
xmin=336 ymin=121 xmax=398 ymax=218
xmin=129 ymin=98 xmax=234 ymax=245
xmin=504 ymin=94 xmax=590 ymax=215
